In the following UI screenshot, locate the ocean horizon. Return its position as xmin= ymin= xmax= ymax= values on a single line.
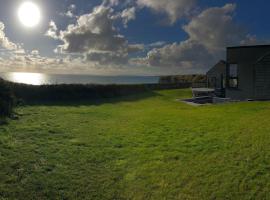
xmin=0 ymin=72 xmax=160 ymax=85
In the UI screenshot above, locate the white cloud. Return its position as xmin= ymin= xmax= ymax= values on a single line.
xmin=54 ymin=4 xmax=143 ymax=66
xmin=31 ymin=50 xmax=39 ymax=55
xmin=121 ymin=7 xmax=136 ymax=27
xmin=107 ymin=0 xmax=119 ymax=6
xmin=148 ymin=41 xmax=166 ymax=48
xmin=14 ymin=48 xmax=26 ymax=55
xmin=0 ymin=51 xmax=74 ymax=73
xmin=0 ymin=22 xmax=18 ymax=50
xmin=111 ymin=6 xmax=137 ymax=28
xmin=137 ymin=0 xmax=196 ymax=24
xmin=85 ymin=51 xmax=128 ymax=65
xmin=65 ymin=10 xmax=74 ymax=18
xmin=18 ymin=2 xmax=263 ymax=75
xmin=66 ymin=4 xmax=77 ymax=18
xmin=135 ymin=4 xmax=256 ymax=73
xmin=45 ymin=20 xmax=58 ymax=40
xmin=58 ymin=5 xmax=126 ymax=53
xmin=183 ymin=4 xmax=246 ymax=51
xmin=135 ymin=40 xmax=214 ymax=73
xmin=59 ymin=4 xmax=77 ymax=19
xmin=128 ymin=44 xmax=144 ymax=53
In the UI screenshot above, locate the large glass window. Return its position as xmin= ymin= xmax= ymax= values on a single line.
xmin=229 ymin=64 xmax=238 ymax=88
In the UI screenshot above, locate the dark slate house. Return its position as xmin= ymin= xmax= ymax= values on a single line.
xmin=207 ymin=45 xmax=270 ymax=100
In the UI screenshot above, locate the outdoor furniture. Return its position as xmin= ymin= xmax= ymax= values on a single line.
xmin=191 ymin=88 xmax=215 ymax=98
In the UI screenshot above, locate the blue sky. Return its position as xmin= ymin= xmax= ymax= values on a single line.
xmin=0 ymin=0 xmax=269 ymax=75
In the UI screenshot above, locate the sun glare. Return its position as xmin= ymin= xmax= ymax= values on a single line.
xmin=18 ymin=2 xmax=41 ymax=28
xmin=10 ymin=72 xmax=46 ymax=85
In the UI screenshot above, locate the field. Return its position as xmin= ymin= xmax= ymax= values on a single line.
xmin=1 ymin=89 xmax=270 ymax=199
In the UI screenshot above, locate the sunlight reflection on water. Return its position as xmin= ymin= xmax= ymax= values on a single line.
xmin=0 ymin=72 xmax=159 ymax=85
xmin=3 ymin=72 xmax=47 ymax=85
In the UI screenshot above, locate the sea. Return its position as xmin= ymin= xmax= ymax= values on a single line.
xmin=0 ymin=72 xmax=160 ymax=86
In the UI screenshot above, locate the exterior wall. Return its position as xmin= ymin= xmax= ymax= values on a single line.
xmin=206 ymin=61 xmax=226 ymax=89
xmin=226 ymin=62 xmax=254 ymax=100
xmin=254 ymin=53 xmax=270 ymax=99
xmin=226 ymin=46 xmax=270 ymax=100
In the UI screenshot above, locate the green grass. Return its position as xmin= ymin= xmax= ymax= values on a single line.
xmin=1 ymin=89 xmax=270 ymax=199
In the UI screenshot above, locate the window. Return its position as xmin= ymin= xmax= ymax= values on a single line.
xmin=222 ymin=75 xmax=226 ymax=89
xmin=211 ymin=77 xmax=216 ymax=88
xmin=228 ymin=64 xmax=238 ymax=88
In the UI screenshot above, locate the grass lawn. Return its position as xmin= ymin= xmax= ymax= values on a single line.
xmin=1 ymin=89 xmax=270 ymax=199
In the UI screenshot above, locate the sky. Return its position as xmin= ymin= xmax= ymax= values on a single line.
xmin=0 ymin=0 xmax=269 ymax=75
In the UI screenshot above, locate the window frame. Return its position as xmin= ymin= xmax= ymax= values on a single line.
xmin=228 ymin=63 xmax=239 ymax=89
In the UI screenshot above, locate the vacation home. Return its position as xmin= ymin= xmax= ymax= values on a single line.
xmin=207 ymin=45 xmax=270 ymax=100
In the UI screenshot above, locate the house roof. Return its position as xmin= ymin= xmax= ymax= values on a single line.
xmin=227 ymin=44 xmax=270 ymax=49
xmin=206 ymin=60 xmax=227 ymax=74
xmin=218 ymin=60 xmax=227 ymax=64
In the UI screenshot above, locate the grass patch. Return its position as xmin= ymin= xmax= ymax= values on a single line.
xmin=1 ymin=89 xmax=270 ymax=199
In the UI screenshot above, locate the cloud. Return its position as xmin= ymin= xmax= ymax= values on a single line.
xmin=120 ymin=7 xmax=136 ymax=28
xmin=31 ymin=50 xmax=39 ymax=55
xmin=36 ymin=2 xmax=264 ymax=75
xmin=65 ymin=4 xmax=77 ymax=18
xmin=107 ymin=0 xmax=120 ymax=6
xmin=58 ymin=4 xmax=77 ymax=19
xmin=0 ymin=49 xmax=144 ymax=75
xmin=45 ymin=20 xmax=58 ymax=40
xmin=85 ymin=51 xmax=128 ymax=65
xmin=65 ymin=10 xmax=75 ymax=18
xmin=111 ymin=6 xmax=137 ymax=28
xmin=135 ymin=40 xmax=214 ymax=73
xmin=148 ymin=41 xmax=166 ymax=48
xmin=183 ymin=4 xmax=247 ymax=51
xmin=0 ymin=22 xmax=18 ymax=50
xmin=0 ymin=51 xmax=72 ymax=73
xmin=58 ymin=5 xmax=126 ymax=53
xmin=14 ymin=48 xmax=26 ymax=55
xmin=137 ymin=0 xmax=197 ymax=24
xmin=128 ymin=44 xmax=144 ymax=53
xmin=135 ymin=3 xmax=256 ymax=73
xmin=54 ymin=4 xmax=143 ymax=66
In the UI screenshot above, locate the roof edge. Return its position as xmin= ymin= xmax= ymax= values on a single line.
xmin=219 ymin=59 xmax=227 ymax=64
xmin=227 ymin=44 xmax=270 ymax=49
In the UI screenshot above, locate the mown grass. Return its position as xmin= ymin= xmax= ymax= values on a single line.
xmin=1 ymin=89 xmax=270 ymax=200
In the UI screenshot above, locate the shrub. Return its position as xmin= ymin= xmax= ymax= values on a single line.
xmin=0 ymin=79 xmax=15 ymax=117
xmin=10 ymin=83 xmax=188 ymax=104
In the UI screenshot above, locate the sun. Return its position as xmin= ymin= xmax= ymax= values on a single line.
xmin=18 ymin=2 xmax=41 ymax=28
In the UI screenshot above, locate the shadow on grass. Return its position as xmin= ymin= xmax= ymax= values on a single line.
xmin=21 ymin=90 xmax=162 ymax=107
